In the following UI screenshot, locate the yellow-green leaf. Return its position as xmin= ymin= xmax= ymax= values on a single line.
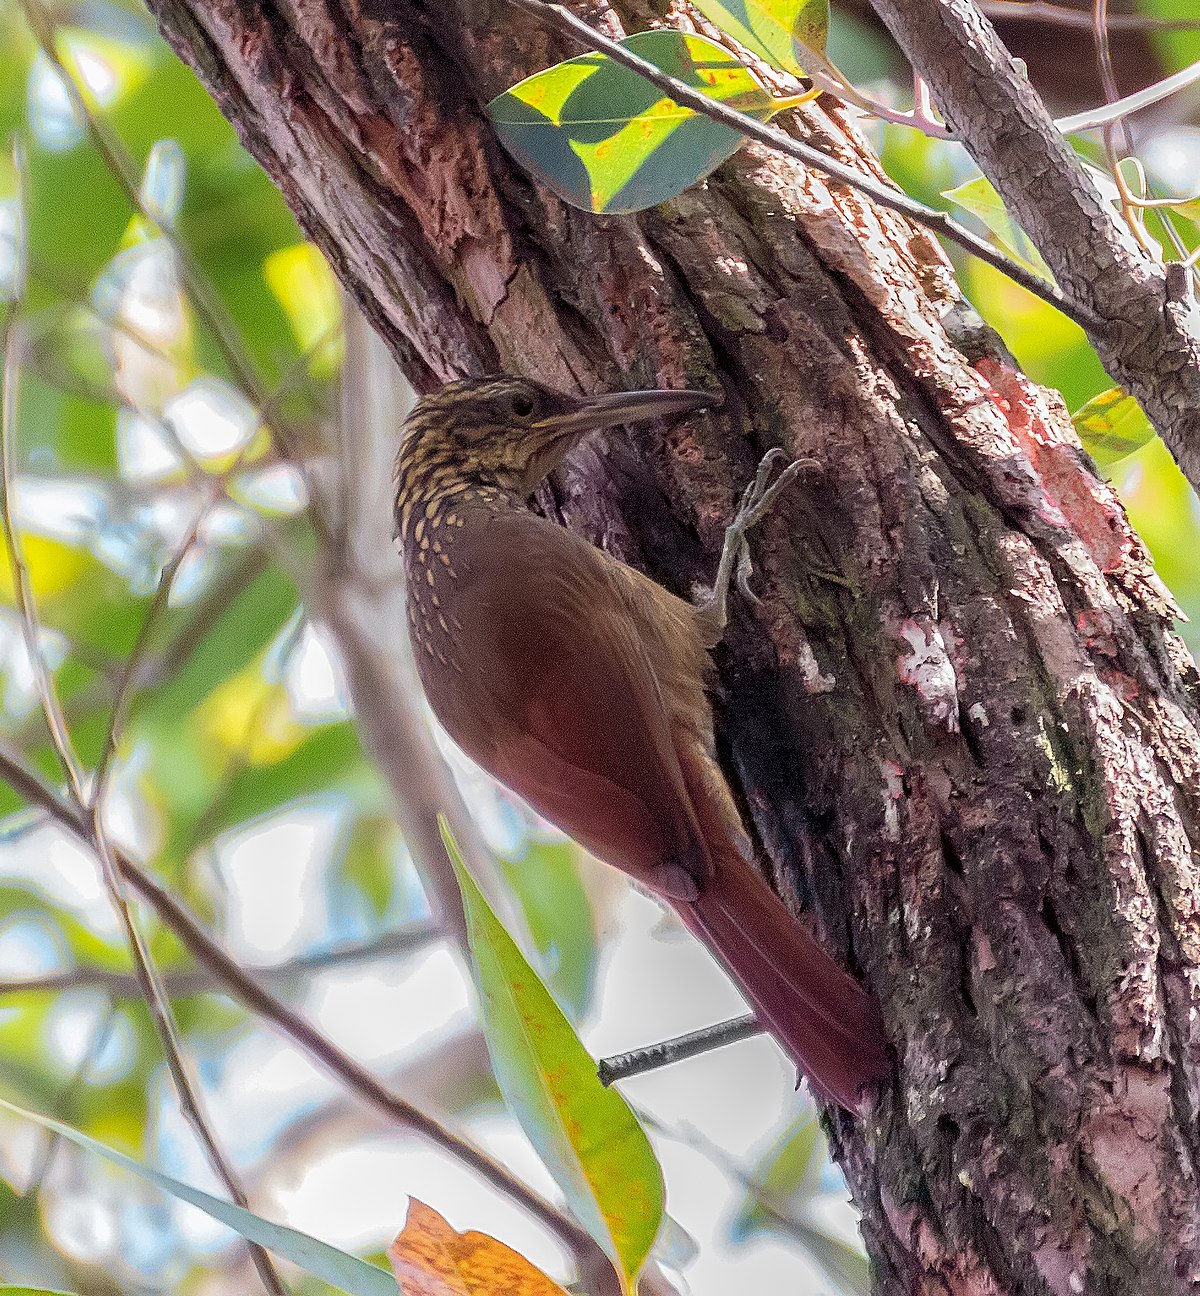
xmin=943 ymin=174 xmax=1051 ymax=278
xmin=689 ymin=0 xmax=829 ymax=76
xmin=1072 ymin=387 xmax=1157 ymax=467
xmin=487 ymin=30 xmax=775 ymax=214
xmin=443 ymin=822 xmax=663 ymax=1293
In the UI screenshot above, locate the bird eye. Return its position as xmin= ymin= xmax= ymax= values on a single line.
xmin=511 ymin=394 xmax=535 ymax=418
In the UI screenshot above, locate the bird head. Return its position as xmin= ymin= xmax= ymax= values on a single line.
xmin=396 ymin=376 xmax=714 ymax=500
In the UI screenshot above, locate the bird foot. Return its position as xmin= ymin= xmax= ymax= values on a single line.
xmin=695 ymin=449 xmax=817 ymax=646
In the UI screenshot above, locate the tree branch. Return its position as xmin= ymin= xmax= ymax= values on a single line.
xmin=510 ymin=0 xmax=1097 ymax=329
xmin=867 ymin=0 xmax=1200 ymax=494
xmin=0 ymin=927 xmax=438 ymax=999
xmin=0 ymin=741 xmax=621 ymax=1296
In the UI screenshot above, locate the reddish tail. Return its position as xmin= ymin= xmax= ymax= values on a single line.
xmin=679 ymin=852 xmax=890 ymax=1112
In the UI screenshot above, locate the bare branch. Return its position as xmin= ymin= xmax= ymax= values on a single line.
xmin=0 ymin=741 xmax=621 ymax=1296
xmin=866 ymin=0 xmax=1200 ymax=496
xmin=0 ymin=926 xmax=439 ymax=998
xmin=1057 ymin=58 xmax=1200 ymax=133
xmin=507 ymin=0 xmax=1099 ymax=330
xmin=597 ymin=1015 xmax=762 ymax=1086
xmin=981 ymin=0 xmax=1200 ymax=32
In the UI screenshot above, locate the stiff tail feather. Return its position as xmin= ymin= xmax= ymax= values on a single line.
xmin=679 ymin=852 xmax=890 ymax=1113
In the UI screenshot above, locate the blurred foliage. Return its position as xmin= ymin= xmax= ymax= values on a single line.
xmin=0 ymin=1 xmax=443 ymax=1288
xmin=730 ymin=1109 xmax=870 ymax=1295
xmin=0 ymin=1095 xmax=398 ymax=1295
xmin=448 ymin=825 xmax=664 ymax=1293
xmin=0 ymin=0 xmax=1197 ymax=1293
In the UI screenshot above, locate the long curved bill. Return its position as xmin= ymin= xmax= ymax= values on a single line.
xmin=537 ymin=387 xmax=715 ymax=437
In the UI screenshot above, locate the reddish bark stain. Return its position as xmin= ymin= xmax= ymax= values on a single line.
xmin=974 ymin=359 xmax=1132 ymax=574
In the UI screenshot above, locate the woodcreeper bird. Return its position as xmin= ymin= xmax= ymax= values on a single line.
xmin=394 ymin=377 xmax=890 ymax=1112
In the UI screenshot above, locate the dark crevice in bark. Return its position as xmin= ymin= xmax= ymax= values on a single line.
xmin=141 ymin=1 xmax=1200 ymax=1289
xmin=1039 ymin=893 xmax=1097 ymax=1023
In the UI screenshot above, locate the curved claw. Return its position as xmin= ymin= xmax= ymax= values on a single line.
xmin=735 ymin=543 xmax=759 ymax=606
xmin=696 ymin=450 xmax=819 ymax=644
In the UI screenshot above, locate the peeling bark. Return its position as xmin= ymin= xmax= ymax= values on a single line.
xmin=143 ymin=0 xmax=1200 ymax=1291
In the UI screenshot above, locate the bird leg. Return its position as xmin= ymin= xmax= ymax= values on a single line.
xmin=695 ymin=448 xmax=816 ymax=648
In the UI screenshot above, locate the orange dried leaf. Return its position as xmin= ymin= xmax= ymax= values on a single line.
xmin=388 ymin=1199 xmax=571 ymax=1296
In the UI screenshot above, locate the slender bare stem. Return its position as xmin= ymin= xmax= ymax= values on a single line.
xmin=0 ymin=926 xmax=439 ymax=998
xmin=1 ymin=349 xmax=86 ymax=799
xmin=1 ymin=192 xmax=287 ymax=1296
xmin=17 ymin=0 xmax=337 ymax=548
xmin=90 ymin=507 xmax=207 ymax=804
xmin=88 ymin=810 xmax=291 ymax=1296
xmin=1056 ymin=58 xmax=1200 ymax=134
xmin=507 ymin=0 xmax=1099 ymax=329
xmin=981 ymin=0 xmax=1200 ymax=32
xmin=24 ymin=1004 xmax=120 ymax=1200
xmin=91 ymin=319 xmax=338 ymax=812
xmin=597 ymin=1015 xmax=762 ymax=1086
xmin=0 ymin=742 xmax=620 ymax=1296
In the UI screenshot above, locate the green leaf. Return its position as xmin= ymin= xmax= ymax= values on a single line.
xmin=689 ymin=0 xmax=829 ymax=76
xmin=443 ymin=822 xmax=663 ymax=1293
xmin=334 ymin=813 xmax=398 ymax=922
xmin=730 ymin=1111 xmax=870 ymax=1294
xmin=943 ymin=174 xmax=1051 ymax=278
xmin=500 ymin=840 xmax=597 ymax=1020
xmin=0 ymin=1288 xmax=78 ymax=1294
xmin=487 ymin=30 xmax=775 ymax=214
xmin=730 ymin=1109 xmax=824 ymax=1242
xmin=0 ymin=1096 xmax=397 ymax=1296
xmin=1072 ymin=387 xmax=1157 ymax=467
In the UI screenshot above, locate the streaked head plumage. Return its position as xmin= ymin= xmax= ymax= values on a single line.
xmin=394 ymin=376 xmax=714 ymax=512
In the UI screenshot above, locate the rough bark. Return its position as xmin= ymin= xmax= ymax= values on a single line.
xmin=868 ymin=0 xmax=1200 ymax=497
xmin=142 ymin=1 xmax=1200 ymax=1292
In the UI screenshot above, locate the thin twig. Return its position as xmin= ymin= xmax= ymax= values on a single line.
xmin=0 ymin=741 xmax=621 ymax=1296
xmin=91 ymin=507 xmax=207 ymax=804
xmin=981 ymin=0 xmax=1200 ymax=32
xmin=1 ymin=192 xmax=287 ymax=1296
xmin=141 ymin=546 xmax=272 ymax=687
xmin=506 ymin=0 xmax=1100 ymax=330
xmin=85 ymin=812 xmax=290 ymax=1296
xmin=24 ymin=1003 xmax=119 ymax=1200
xmin=10 ymin=546 xmax=269 ymax=750
xmin=91 ymin=318 xmax=337 ymax=810
xmin=1056 ymin=58 xmax=1200 ymax=134
xmin=18 ymin=2 xmax=261 ymax=406
xmin=17 ymin=0 xmax=337 ymax=548
xmin=0 ymin=926 xmax=439 ymax=998
xmin=597 ymin=1014 xmax=763 ymax=1086
xmin=1 ymin=364 xmax=85 ymax=797
xmin=786 ymin=44 xmax=953 ymax=139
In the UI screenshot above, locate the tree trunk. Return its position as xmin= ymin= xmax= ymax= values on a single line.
xmin=143 ymin=1 xmax=1200 ymax=1291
